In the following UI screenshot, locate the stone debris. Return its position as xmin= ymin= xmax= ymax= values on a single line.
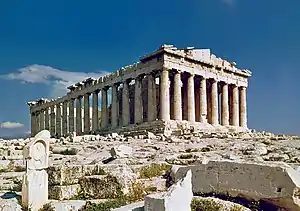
xmin=172 ymin=160 xmax=300 ymax=211
xmin=0 ymin=130 xmax=299 ymax=210
xmin=110 ymin=145 xmax=134 ymax=159
xmin=144 ymin=170 xmax=193 ymax=211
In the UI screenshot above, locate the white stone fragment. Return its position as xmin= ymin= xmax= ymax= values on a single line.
xmin=144 ymin=170 xmax=193 ymax=211
xmin=110 ymin=145 xmax=133 ymax=158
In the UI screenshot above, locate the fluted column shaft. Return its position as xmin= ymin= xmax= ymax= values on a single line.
xmin=92 ymin=91 xmax=99 ymax=132
xmin=239 ymin=87 xmax=247 ymax=128
xmin=199 ymin=77 xmax=207 ymax=123
xmin=232 ymin=85 xmax=239 ymax=126
xmin=69 ymin=99 xmax=75 ymax=133
xmin=84 ymin=94 xmax=90 ymax=133
xmin=39 ymin=110 xmax=45 ymax=130
xmin=111 ymin=84 xmax=119 ymax=128
xmin=56 ymin=104 xmax=62 ymax=137
xmin=134 ymin=77 xmax=143 ymax=124
xmin=62 ymin=101 xmax=68 ymax=135
xmin=31 ymin=112 xmax=36 ymax=136
xmin=76 ymin=97 xmax=82 ymax=134
xmin=211 ymin=79 xmax=219 ymax=125
xmin=122 ymin=81 xmax=130 ymax=126
xmin=173 ymin=71 xmax=182 ymax=120
xmin=45 ymin=108 xmax=50 ymax=130
xmin=147 ymin=74 xmax=157 ymax=122
xmin=160 ymin=69 xmax=170 ymax=120
xmin=101 ymin=88 xmax=108 ymax=129
xmin=187 ymin=74 xmax=195 ymax=122
xmin=221 ymin=83 xmax=229 ymax=126
xmin=50 ymin=105 xmax=56 ymax=136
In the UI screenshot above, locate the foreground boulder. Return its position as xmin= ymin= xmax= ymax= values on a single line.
xmin=144 ymin=170 xmax=193 ymax=211
xmin=172 ymin=161 xmax=300 ymax=211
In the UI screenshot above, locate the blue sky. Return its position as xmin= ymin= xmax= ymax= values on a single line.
xmin=0 ymin=0 xmax=300 ymax=137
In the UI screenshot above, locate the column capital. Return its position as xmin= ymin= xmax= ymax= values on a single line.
xmin=77 ymin=95 xmax=83 ymax=99
xmin=240 ymin=86 xmax=246 ymax=90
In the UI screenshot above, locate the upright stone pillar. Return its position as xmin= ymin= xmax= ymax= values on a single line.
xmin=147 ymin=74 xmax=157 ymax=122
xmin=134 ymin=76 xmax=143 ymax=124
xmin=92 ymin=91 xmax=99 ymax=132
xmin=55 ymin=103 xmax=62 ymax=137
xmin=76 ymin=96 xmax=82 ymax=134
xmin=69 ymin=99 xmax=75 ymax=133
xmin=122 ymin=80 xmax=130 ymax=126
xmin=111 ymin=84 xmax=119 ymax=128
xmin=62 ymin=101 xmax=68 ymax=135
xmin=173 ymin=71 xmax=182 ymax=120
xmin=221 ymin=83 xmax=229 ymax=126
xmin=39 ymin=110 xmax=45 ymax=130
xmin=50 ymin=105 xmax=55 ymax=137
xmin=160 ymin=68 xmax=170 ymax=121
xmin=211 ymin=79 xmax=219 ymax=125
xmin=101 ymin=88 xmax=108 ymax=129
xmin=187 ymin=74 xmax=195 ymax=122
xmin=44 ymin=108 xmax=50 ymax=130
xmin=232 ymin=85 xmax=239 ymax=126
xmin=239 ymin=86 xmax=247 ymax=128
xmin=199 ymin=77 xmax=207 ymax=123
xmin=22 ymin=131 xmax=50 ymax=210
xmin=84 ymin=94 xmax=90 ymax=133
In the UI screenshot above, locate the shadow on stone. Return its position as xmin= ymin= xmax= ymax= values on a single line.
xmin=1 ymin=192 xmax=20 ymax=199
xmin=102 ymin=157 xmax=115 ymax=164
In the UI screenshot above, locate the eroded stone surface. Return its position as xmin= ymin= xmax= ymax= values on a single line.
xmin=172 ymin=161 xmax=300 ymax=211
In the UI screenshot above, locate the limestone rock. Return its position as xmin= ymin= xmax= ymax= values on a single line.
xmin=144 ymin=170 xmax=193 ymax=211
xmin=110 ymin=145 xmax=133 ymax=158
xmin=172 ymin=161 xmax=300 ymax=211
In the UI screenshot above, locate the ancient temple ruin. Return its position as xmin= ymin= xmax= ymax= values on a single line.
xmin=27 ymin=44 xmax=252 ymax=137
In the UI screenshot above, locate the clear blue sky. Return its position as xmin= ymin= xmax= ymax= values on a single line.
xmin=0 ymin=0 xmax=299 ymax=137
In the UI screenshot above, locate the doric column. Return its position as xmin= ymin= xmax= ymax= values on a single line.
xmin=187 ymin=74 xmax=195 ymax=122
xmin=122 ymin=80 xmax=130 ymax=126
xmin=56 ymin=103 xmax=62 ymax=137
xmin=84 ymin=94 xmax=90 ymax=133
xmin=69 ymin=99 xmax=75 ymax=133
xmin=111 ymin=84 xmax=119 ymax=128
xmin=62 ymin=101 xmax=68 ymax=135
xmin=232 ymin=85 xmax=239 ymax=126
xmin=173 ymin=71 xmax=182 ymax=120
xmin=160 ymin=68 xmax=170 ymax=120
xmin=147 ymin=74 xmax=157 ymax=122
xmin=211 ymin=79 xmax=219 ymax=125
xmin=221 ymin=83 xmax=229 ymax=126
xmin=50 ymin=105 xmax=56 ymax=136
xmin=31 ymin=112 xmax=36 ymax=136
xmin=76 ymin=96 xmax=82 ymax=134
xmin=45 ymin=108 xmax=50 ymax=130
xmin=239 ymin=86 xmax=247 ymax=128
xmin=199 ymin=77 xmax=207 ymax=123
xmin=39 ymin=110 xmax=45 ymax=130
xmin=92 ymin=91 xmax=99 ymax=132
xmin=134 ymin=76 xmax=143 ymax=124
xmin=101 ymin=88 xmax=108 ymax=129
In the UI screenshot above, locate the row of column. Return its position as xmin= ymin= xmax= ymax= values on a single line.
xmin=31 ymin=68 xmax=247 ymax=137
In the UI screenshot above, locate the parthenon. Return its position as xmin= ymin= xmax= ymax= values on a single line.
xmin=27 ymin=44 xmax=252 ymax=137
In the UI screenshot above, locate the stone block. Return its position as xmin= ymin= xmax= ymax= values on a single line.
xmin=79 ymin=175 xmax=123 ymax=199
xmin=144 ymin=170 xmax=192 ymax=211
xmin=110 ymin=145 xmax=133 ymax=158
xmin=172 ymin=161 xmax=300 ymax=211
xmin=49 ymin=184 xmax=81 ymax=200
